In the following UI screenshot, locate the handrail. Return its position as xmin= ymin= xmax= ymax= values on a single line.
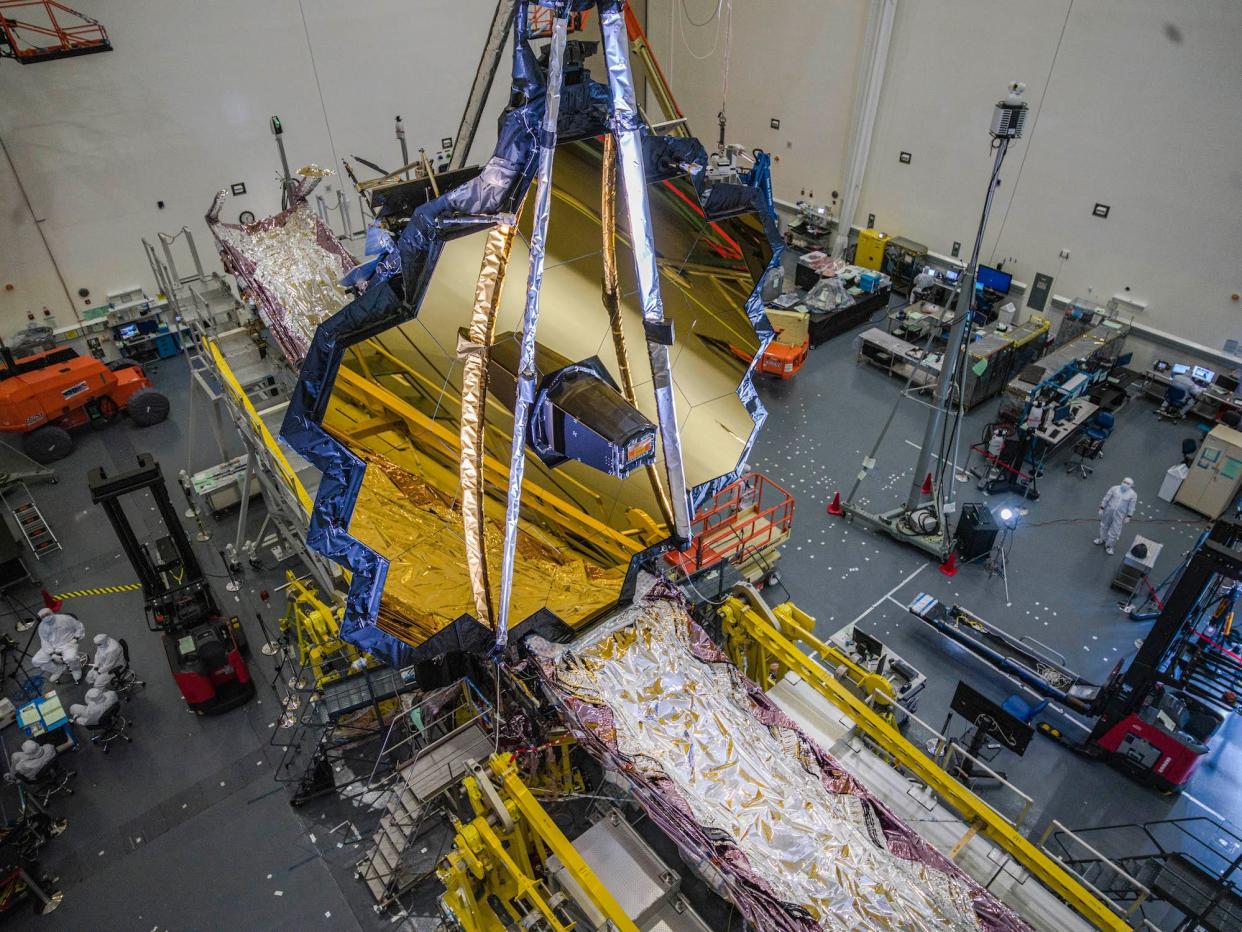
xmin=1039 ymin=819 xmax=1152 ymax=918
xmin=727 ymin=593 xmax=1130 ymax=930
xmin=207 ymin=337 xmax=313 ymax=516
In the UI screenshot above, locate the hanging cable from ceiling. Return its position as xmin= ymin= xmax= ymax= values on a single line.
xmin=677 ymin=0 xmax=724 ymax=60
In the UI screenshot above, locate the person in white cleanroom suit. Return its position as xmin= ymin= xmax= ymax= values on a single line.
xmin=9 ymin=740 xmax=57 ymax=782
xmin=911 ymin=267 xmax=937 ymax=301
xmin=69 ymin=688 xmax=119 ymax=728
xmin=1095 ymin=477 xmax=1138 ymax=555
xmin=86 ymin=634 xmax=124 ymax=687
xmin=31 ymin=608 xmax=85 ymax=683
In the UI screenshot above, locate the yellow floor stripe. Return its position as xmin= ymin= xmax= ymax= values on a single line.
xmin=53 ymin=582 xmax=142 ymax=600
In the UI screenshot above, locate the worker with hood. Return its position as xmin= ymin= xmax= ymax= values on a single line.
xmin=911 ymin=266 xmax=937 ymax=302
xmin=86 ymin=633 xmax=124 ymax=687
xmin=69 ymin=688 xmax=119 ymax=728
xmin=1095 ymin=477 xmax=1138 ymax=555
xmin=9 ymin=740 xmax=57 ymax=782
xmin=31 ymin=608 xmax=85 ymax=683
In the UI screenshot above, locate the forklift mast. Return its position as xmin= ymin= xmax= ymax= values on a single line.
xmin=1089 ymin=517 xmax=1242 ymax=741
xmin=88 ymin=453 xmax=218 ymax=628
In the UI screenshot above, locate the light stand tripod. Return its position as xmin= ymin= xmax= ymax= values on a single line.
xmin=986 ymin=508 xmax=1020 ymax=607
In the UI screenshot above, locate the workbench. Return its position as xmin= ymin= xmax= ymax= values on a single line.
xmin=861 ymin=313 xmax=1051 ymax=409
xmin=1001 ymin=320 xmax=1128 ymax=421
xmin=1033 ymin=397 xmax=1099 ymax=453
xmin=1137 ymin=364 xmax=1242 ymax=423
xmin=856 ymin=327 xmax=941 ymax=387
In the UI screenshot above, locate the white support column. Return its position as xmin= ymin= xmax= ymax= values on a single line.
xmin=832 ymin=0 xmax=898 ymax=258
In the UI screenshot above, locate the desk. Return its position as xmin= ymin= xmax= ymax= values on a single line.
xmin=857 ymin=328 xmax=941 ymax=387
xmin=1002 ymin=320 xmax=1128 ymax=421
xmin=1139 ymin=366 xmax=1241 ymax=422
xmin=17 ymin=691 xmax=76 ymax=749
xmin=864 ymin=314 xmax=1050 ymax=409
xmin=1033 ymin=398 xmax=1098 ymax=453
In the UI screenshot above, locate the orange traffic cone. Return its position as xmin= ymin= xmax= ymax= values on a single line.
xmin=826 ymin=491 xmax=844 ymax=516
xmin=921 ymin=472 xmax=933 ymax=495
xmin=939 ymin=550 xmax=959 ymax=577
xmin=40 ymin=588 xmax=62 ymax=613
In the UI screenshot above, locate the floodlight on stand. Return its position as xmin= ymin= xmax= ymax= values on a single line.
xmin=288 ymin=675 xmax=308 ymax=691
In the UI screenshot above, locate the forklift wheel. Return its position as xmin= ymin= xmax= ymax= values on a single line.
xmin=127 ymin=388 xmax=170 ymax=427
xmin=21 ymin=426 xmax=74 ymax=464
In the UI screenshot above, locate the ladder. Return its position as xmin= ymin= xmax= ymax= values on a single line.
xmin=1 ymin=483 xmax=61 ymax=558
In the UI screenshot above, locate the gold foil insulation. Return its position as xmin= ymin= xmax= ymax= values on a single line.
xmin=535 ymin=586 xmax=997 ymax=931
xmin=459 ymin=222 xmax=519 ymax=629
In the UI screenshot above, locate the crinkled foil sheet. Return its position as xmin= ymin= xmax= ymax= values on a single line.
xmin=343 ymin=448 xmax=624 ymax=648
xmin=211 ymin=201 xmax=357 ymax=363
xmin=531 ymin=582 xmax=1029 ymax=932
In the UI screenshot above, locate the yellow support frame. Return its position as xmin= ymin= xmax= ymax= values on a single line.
xmin=437 ymin=753 xmax=637 ymax=932
xmin=278 ymin=571 xmax=369 ymax=687
xmin=207 ymin=338 xmax=313 ymax=516
xmin=717 ymin=594 xmax=1128 ymax=931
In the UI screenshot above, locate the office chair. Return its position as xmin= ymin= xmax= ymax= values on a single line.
xmin=12 ymin=763 xmax=76 ymax=808
xmin=1001 ymin=695 xmax=1050 ymax=724
xmin=1223 ymin=409 xmax=1241 ymax=430
xmin=1157 ymin=384 xmax=1189 ymax=421
xmin=1084 ymin=410 xmax=1115 ymax=442
xmin=1183 ymin=438 xmax=1200 ymax=467
xmin=1066 ymin=435 xmax=1103 ymax=478
xmin=87 ymin=706 xmax=132 ymax=754
xmin=111 ymin=639 xmax=146 ymax=700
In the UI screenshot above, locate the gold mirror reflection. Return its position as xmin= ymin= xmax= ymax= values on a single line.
xmin=323 ymin=138 xmax=773 ymax=648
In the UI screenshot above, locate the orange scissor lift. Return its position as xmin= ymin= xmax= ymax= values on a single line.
xmin=665 ymin=472 xmax=794 ymax=587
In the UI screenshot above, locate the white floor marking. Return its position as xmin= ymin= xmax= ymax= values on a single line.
xmin=850 ymin=564 xmax=928 ymax=627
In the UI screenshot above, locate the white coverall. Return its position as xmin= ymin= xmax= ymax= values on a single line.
xmin=911 ymin=269 xmax=936 ymax=300
xmin=70 ymin=688 xmax=119 ymax=728
xmin=86 ymin=635 xmax=124 ymax=687
xmin=9 ymin=740 xmax=57 ymax=782
xmin=1098 ymin=482 xmax=1138 ymax=551
xmin=32 ymin=612 xmax=86 ymax=682
xmin=1170 ymin=372 xmax=1203 ymax=415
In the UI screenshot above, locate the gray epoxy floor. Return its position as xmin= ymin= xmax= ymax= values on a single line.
xmin=2 ymin=355 xmax=390 ymax=930
xmin=3 ymin=318 xmax=1237 ymax=927
xmin=748 ymin=313 xmax=1240 ymax=835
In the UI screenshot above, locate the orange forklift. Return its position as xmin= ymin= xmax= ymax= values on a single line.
xmin=0 ymin=344 xmax=169 ymax=463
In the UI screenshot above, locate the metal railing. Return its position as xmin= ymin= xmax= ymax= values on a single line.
xmin=1038 ymin=819 xmax=1153 ymax=919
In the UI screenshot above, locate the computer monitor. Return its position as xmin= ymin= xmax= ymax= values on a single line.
xmin=977 ymin=264 xmax=1012 ymax=294
xmin=1216 ymin=374 xmax=1239 ymax=393
xmin=1171 ymin=363 xmax=1189 ymax=377
xmin=1192 ymin=365 xmax=1215 ymax=383
xmin=1153 ymin=359 xmax=1170 ymax=372
xmin=119 ymin=323 xmax=138 ymax=340
xmin=942 ymin=269 xmax=960 ymax=284
xmin=1053 ymin=404 xmax=1072 ymax=422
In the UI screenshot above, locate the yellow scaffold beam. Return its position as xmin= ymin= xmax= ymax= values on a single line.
xmin=490 ymin=754 xmax=637 ymax=932
xmin=719 ymin=595 xmax=1128 ymax=932
xmin=207 ymin=339 xmax=314 ymax=515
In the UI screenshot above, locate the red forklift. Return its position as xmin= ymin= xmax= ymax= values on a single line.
xmin=908 ymin=517 xmax=1242 ymax=793
xmin=88 ymin=454 xmax=255 ymax=715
